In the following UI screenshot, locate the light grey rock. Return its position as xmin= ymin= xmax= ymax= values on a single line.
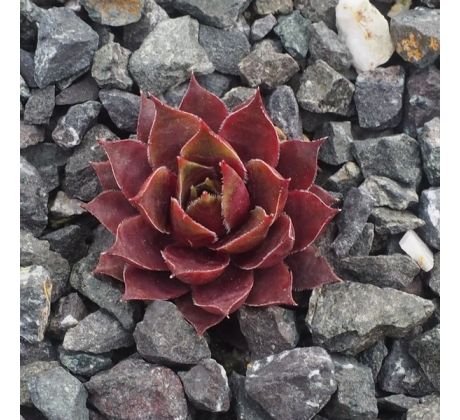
xmin=324 ymin=161 xmax=363 ymax=195
xmin=59 ymin=349 xmax=113 ymax=377
xmin=129 ymin=16 xmax=214 ymax=94
xmin=81 ymin=0 xmax=143 ymax=26
xmin=307 ymin=281 xmax=435 ymax=355
xmin=55 ymin=76 xmax=99 ymax=105
xmin=49 ymin=191 xmax=86 ymax=220
xmin=370 ymin=207 xmax=426 ymax=235
xmin=316 ymin=121 xmax=353 ymax=165
xmin=20 ymin=121 xmax=45 ymax=149
xmin=21 ymin=361 xmax=60 ymax=406
xmin=417 ymin=187 xmax=440 ymax=250
xmin=254 ymin=0 xmax=293 ymax=15
xmin=23 ymin=85 xmax=55 ymax=125
xmin=274 ymin=11 xmax=310 ymax=59
xmin=251 ymin=14 xmax=277 ymax=42
xmin=418 ymin=117 xmax=440 ymax=186
xmin=20 ymin=338 xmax=58 ymax=366
xmin=222 ymin=86 xmax=257 ymax=110
xmin=406 ymin=394 xmax=440 ymax=420
xmin=377 ymin=394 xmax=421 ymax=413
xmin=34 ymin=7 xmax=99 ymax=88
xmin=48 ymin=293 xmax=88 ymax=338
xmin=427 ymin=252 xmax=440 ymax=295
xmin=296 ymin=0 xmax=338 ymax=30
xmin=357 ymin=339 xmax=388 ymax=381
xmin=20 ymin=75 xmax=31 ymax=102
xmin=266 ymin=85 xmax=302 ymax=139
xmin=245 ymin=347 xmax=337 ymax=420
xmin=348 ymin=223 xmax=374 ymax=257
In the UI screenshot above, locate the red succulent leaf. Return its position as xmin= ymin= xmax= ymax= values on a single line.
xmin=123 ymin=265 xmax=189 ymax=300
xmin=234 ymin=213 xmax=295 ymax=270
xmin=246 ymin=262 xmax=296 ymax=306
xmin=170 ymin=198 xmax=218 ymax=247
xmin=246 ymin=159 xmax=290 ymax=220
xmin=177 ymin=157 xmax=216 ymax=206
xmin=219 ymin=91 xmax=280 ymax=166
xmin=137 ymin=94 xmax=156 ymax=143
xmin=220 ymin=160 xmax=251 ymax=232
xmin=91 ymin=161 xmax=119 ymax=191
xmin=180 ymin=122 xmax=246 ymax=179
xmin=107 ymin=215 xmax=169 ymax=271
xmin=286 ymin=246 xmax=341 ymax=291
xmin=175 ymin=294 xmax=226 ymax=335
xmin=192 ymin=265 xmax=254 ymax=316
xmin=276 ymin=139 xmax=325 ymax=190
xmin=94 ymin=252 xmax=126 ymax=282
xmin=309 ymin=184 xmax=339 ymax=207
xmin=148 ymin=97 xmax=201 ymax=170
xmin=161 ymin=244 xmax=230 ymax=285
xmin=130 ymin=166 xmax=177 ymax=234
xmin=186 ymin=192 xmax=226 ymax=236
xmin=82 ymin=190 xmax=137 ymax=235
xmin=100 ymin=139 xmax=151 ymax=199
xmin=285 ymin=190 xmax=339 ymax=253
xmin=212 ymin=206 xmax=273 ymax=254
xmin=179 ymin=74 xmax=229 ymax=132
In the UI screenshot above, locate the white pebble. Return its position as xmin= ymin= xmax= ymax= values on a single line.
xmin=399 ymin=230 xmax=434 ymax=272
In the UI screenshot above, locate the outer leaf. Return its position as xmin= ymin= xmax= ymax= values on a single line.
xmin=246 ymin=262 xmax=296 ymax=306
xmin=286 ymin=246 xmax=341 ymax=291
xmin=100 ymin=139 xmax=152 ymax=198
xmin=130 ymin=166 xmax=177 ymax=234
xmin=175 ymin=294 xmax=226 ymax=336
xmin=148 ymin=97 xmax=201 ymax=170
xmin=234 ymin=213 xmax=295 ymax=270
xmin=277 ymin=139 xmax=325 ymax=190
xmin=161 ymin=245 xmax=230 ymax=285
xmin=107 ymin=215 xmax=169 ymax=271
xmin=220 ymin=161 xmax=250 ymax=232
xmin=186 ymin=192 xmax=226 ymax=237
xmin=179 ymin=74 xmax=229 ymax=132
xmin=219 ymin=91 xmax=280 ymax=166
xmin=192 ymin=265 xmax=254 ymax=316
xmin=284 ymin=190 xmax=339 ymax=252
xmin=123 ymin=265 xmax=189 ymax=300
xmin=137 ymin=94 xmax=156 ymax=143
xmin=309 ymin=184 xmax=339 ymax=207
xmin=170 ymin=198 xmax=218 ymax=247
xmin=82 ymin=190 xmax=137 ymax=235
xmin=246 ymin=159 xmax=290 ymax=219
xmin=177 ymin=157 xmax=216 ymax=206
xmin=91 ymin=161 xmax=119 ymax=191
xmin=94 ymin=253 xmax=125 ymax=282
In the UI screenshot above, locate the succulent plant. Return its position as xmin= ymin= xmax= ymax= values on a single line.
xmin=84 ymin=75 xmax=341 ymax=334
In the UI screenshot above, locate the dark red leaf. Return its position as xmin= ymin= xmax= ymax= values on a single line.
xmin=91 ymin=161 xmax=119 ymax=191
xmin=186 ymin=192 xmax=226 ymax=236
xmin=94 ymin=252 xmax=125 ymax=282
xmin=137 ymin=94 xmax=156 ymax=143
xmin=177 ymin=157 xmax=216 ymax=206
xmin=161 ymin=244 xmax=230 ymax=285
xmin=219 ymin=91 xmax=280 ymax=166
xmin=309 ymin=184 xmax=339 ymax=207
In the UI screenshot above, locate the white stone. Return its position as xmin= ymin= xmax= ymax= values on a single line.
xmin=336 ymin=0 xmax=395 ymax=72
xmin=399 ymin=230 xmax=434 ymax=272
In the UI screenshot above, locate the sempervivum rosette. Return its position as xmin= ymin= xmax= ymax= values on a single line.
xmin=84 ymin=75 xmax=341 ymax=335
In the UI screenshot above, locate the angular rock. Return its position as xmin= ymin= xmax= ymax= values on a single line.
xmin=274 ymin=11 xmax=310 ymax=59
xmin=254 ymin=0 xmax=293 ymax=15
xmin=52 ymin=101 xmax=101 ymax=149
xmin=391 ymin=8 xmax=440 ymax=68
xmin=348 ymin=223 xmax=374 ymax=257
xmin=357 ymin=339 xmax=388 ymax=382
xmin=297 ymin=60 xmax=354 ymax=115
xmin=266 ymin=85 xmax=302 ymax=139
xmin=20 ymin=48 xmax=37 ymax=88
xmin=34 ymin=7 xmax=99 ymax=88
xmin=99 ymin=89 xmax=139 ymax=132
xmin=324 ymin=161 xmax=363 ymax=195
xmin=49 ymin=191 xmax=86 ymax=220
xmin=21 ymin=361 xmax=60 ymax=406
xmin=245 ymin=347 xmax=337 ymax=420
xmin=370 ymin=207 xmax=426 ymax=235
xmin=355 ymin=66 xmax=405 ymax=130
xmin=196 ymin=72 xmax=234 ymax=97
xmin=81 ymin=0 xmax=143 ymax=26
xmin=129 ymin=16 xmax=214 ymax=94
xmin=251 ymin=14 xmax=277 ymax=42
xmin=297 ymin=1 xmax=338 ymax=28
xmin=222 ymin=86 xmax=257 ymax=110
xmin=48 ymin=293 xmax=88 ymax=338
xmin=427 ymin=252 xmax=440 ymax=295
xmin=238 ymin=306 xmax=298 ymax=360
xmin=20 ymin=338 xmax=58 ymax=366
xmin=179 ymin=359 xmax=230 ymax=412
xmin=57 ymin=65 xmax=91 ymax=91
xmin=20 ymin=75 xmax=31 ymax=102
xmin=20 ymin=121 xmax=45 ymax=149
xmin=20 ymin=0 xmax=42 ymax=50
xmin=55 ymin=76 xmax=99 ymax=105
xmin=418 ymin=117 xmax=440 ymax=186
xmin=28 ymin=366 xmax=89 ymax=420
xmin=307 ymin=281 xmax=435 ymax=355
xmin=59 ymin=349 xmax=113 ymax=377
xmin=378 ymin=394 xmax=421 ymax=413
xmin=406 ymin=394 xmax=440 ymax=420
xmin=417 ymin=187 xmax=440 ymax=250
xmin=316 ymin=121 xmax=353 ymax=165
xmin=86 ymin=358 xmax=188 ymax=420
xmin=352 ymin=133 xmax=422 ymax=187
xmin=23 ymin=85 xmax=55 ymax=125
xmin=42 ymin=225 xmax=90 ymax=263
xmin=63 ymin=310 xmax=134 ymax=354
xmin=134 ymin=301 xmax=211 ymax=366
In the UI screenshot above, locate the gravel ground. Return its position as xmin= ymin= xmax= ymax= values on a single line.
xmin=20 ymin=0 xmax=440 ymax=419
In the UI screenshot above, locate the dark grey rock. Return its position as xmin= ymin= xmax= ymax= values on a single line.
xmin=99 ymin=89 xmax=139 ymax=132
xmin=89 ymin=224 xmax=115 ymax=255
xmin=370 ymin=207 xmax=426 ymax=235
xmin=296 ymin=0 xmax=338 ymax=29
xmin=20 ymin=75 xmax=31 ymax=102
xmin=238 ymin=306 xmax=298 ymax=359
xmin=24 ymin=85 xmax=55 ymax=125
xmin=406 ymin=394 xmax=440 ymax=420
xmin=245 ymin=347 xmax=337 ymax=420
xmin=352 ymin=133 xmax=422 ymax=187
xmin=52 ymin=100 xmax=101 ymax=149
xmin=20 ymin=230 xmax=70 ymax=302
xmin=28 ymin=366 xmax=89 ymax=420
xmin=179 ymin=359 xmax=230 ymax=412
xmin=49 ymin=191 xmax=86 ymax=220
xmin=297 ymin=60 xmax=354 ymax=115
xmin=81 ymin=0 xmax=143 ymax=26
xmin=20 ymin=49 xmax=38 ymax=88
xmin=378 ymin=394 xmax=421 ymax=413
xmin=417 ymin=187 xmax=440 ymax=250
xmin=404 ymin=66 xmax=439 ymax=137
xmin=307 ymin=281 xmax=435 ymax=355
xmin=34 ymin=7 xmax=99 ymax=88
xmin=222 ymin=86 xmax=257 ymax=110
xmin=331 ymin=188 xmax=375 ymax=257
xmin=420 ymin=0 xmax=440 ymax=6
xmin=63 ymin=124 xmax=118 ymax=201
xmin=274 ymin=11 xmax=310 ymax=59
xmin=48 ymin=293 xmax=88 ymax=338
xmin=55 ymin=76 xmax=99 ymax=106
xmin=86 ymin=358 xmax=189 ymax=420
xmin=251 ymin=14 xmax=277 ymax=42
xmin=418 ymin=117 xmax=440 ymax=186
xmin=316 ymin=121 xmax=353 ymax=165
xmin=20 ymin=158 xmax=48 ymax=236
xmin=163 ymin=83 xmax=189 ymax=108
xmin=56 ymin=65 xmax=91 ymax=91
xmin=348 ymin=223 xmax=374 ymax=257
xmin=63 ymin=310 xmax=134 ymax=354
xmin=59 ymin=349 xmax=113 ymax=377
xmin=357 ymin=339 xmax=388 ymax=382
xmin=254 ymin=0 xmax=294 ymax=15
xmin=408 ymin=325 xmax=440 ymax=390
xmin=324 ymin=161 xmax=363 ymax=195
xmin=309 ymin=21 xmax=352 ymax=73
xmin=355 ymin=66 xmax=405 ymax=130
xmin=129 ymin=16 xmax=214 ymax=95
xmin=134 ymin=301 xmax=211 ymax=366
xmin=20 ymin=121 xmax=45 ymax=149
xmin=238 ymin=40 xmax=299 ymax=89
xmin=391 ymin=8 xmax=440 ymax=68
xmin=21 ymin=361 xmax=60 ymax=406
xmin=323 ymin=355 xmax=378 ymax=419
xmin=20 ymin=0 xmax=43 ymax=46
xmin=266 ymin=85 xmax=302 ymax=139
xmin=42 ymin=225 xmax=90 ymax=263
xmin=427 ymin=252 xmax=440 ymax=295
xmin=21 ymin=338 xmax=58 ymax=366
xmin=340 ymin=254 xmax=420 ymax=289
